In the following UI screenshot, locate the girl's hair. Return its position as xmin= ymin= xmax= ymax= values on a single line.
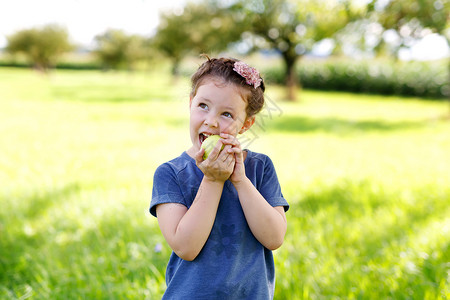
xmin=190 ymin=55 xmax=265 ymax=117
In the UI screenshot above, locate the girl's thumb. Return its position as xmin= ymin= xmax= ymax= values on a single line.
xmin=195 ymin=148 xmax=205 ymax=165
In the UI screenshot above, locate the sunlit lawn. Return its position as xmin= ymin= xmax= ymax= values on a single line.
xmin=1 ymin=67 xmax=449 ymax=299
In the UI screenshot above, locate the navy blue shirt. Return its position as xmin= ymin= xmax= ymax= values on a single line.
xmin=150 ymin=150 xmax=289 ymax=299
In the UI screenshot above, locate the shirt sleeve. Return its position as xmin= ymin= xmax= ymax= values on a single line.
xmin=150 ymin=163 xmax=186 ymax=217
xmin=259 ymin=155 xmax=289 ymax=212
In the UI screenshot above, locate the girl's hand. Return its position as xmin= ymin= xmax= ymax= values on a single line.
xmin=219 ymin=133 xmax=246 ymax=184
xmin=195 ymin=138 xmax=235 ymax=183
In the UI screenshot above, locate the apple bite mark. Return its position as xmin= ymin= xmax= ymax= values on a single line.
xmin=201 ymin=134 xmax=223 ymax=159
xmin=199 ymin=132 xmax=215 ymax=146
xmin=199 ymin=133 xmax=210 ymax=144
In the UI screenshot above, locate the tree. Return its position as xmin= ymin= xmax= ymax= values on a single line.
xmin=153 ymin=9 xmax=193 ymax=76
xmin=216 ymin=0 xmax=364 ymax=100
xmin=153 ymin=1 xmax=244 ymax=76
xmin=372 ymin=0 xmax=450 ymax=116
xmin=372 ymin=0 xmax=449 ymax=56
xmin=374 ymin=0 xmax=448 ymax=42
xmin=6 ymin=24 xmax=73 ymax=71
xmin=93 ymin=29 xmax=148 ymax=70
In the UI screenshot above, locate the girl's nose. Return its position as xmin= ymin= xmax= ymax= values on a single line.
xmin=204 ymin=115 xmax=218 ymax=127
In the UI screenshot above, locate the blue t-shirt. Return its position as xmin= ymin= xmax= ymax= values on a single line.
xmin=150 ymin=150 xmax=289 ymax=299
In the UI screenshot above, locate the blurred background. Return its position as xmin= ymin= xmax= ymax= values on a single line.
xmin=1 ymin=0 xmax=449 ymax=299
xmin=1 ymin=0 xmax=449 ymax=100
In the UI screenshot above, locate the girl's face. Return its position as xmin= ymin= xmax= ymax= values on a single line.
xmin=188 ymin=78 xmax=254 ymax=153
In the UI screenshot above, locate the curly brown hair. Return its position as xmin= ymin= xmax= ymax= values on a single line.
xmin=190 ymin=55 xmax=265 ymax=117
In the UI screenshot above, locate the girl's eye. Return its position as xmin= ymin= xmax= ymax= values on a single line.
xmin=223 ymin=112 xmax=233 ymax=118
xmin=199 ymin=103 xmax=208 ymax=110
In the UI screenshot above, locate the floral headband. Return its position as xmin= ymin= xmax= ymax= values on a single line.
xmin=233 ymin=61 xmax=262 ymax=89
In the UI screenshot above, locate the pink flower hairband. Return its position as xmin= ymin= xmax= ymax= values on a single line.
xmin=233 ymin=61 xmax=262 ymax=89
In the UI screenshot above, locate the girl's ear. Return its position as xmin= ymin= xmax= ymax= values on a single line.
xmin=239 ymin=115 xmax=255 ymax=134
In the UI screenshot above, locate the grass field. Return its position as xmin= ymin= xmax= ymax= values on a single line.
xmin=1 ymin=67 xmax=449 ymax=299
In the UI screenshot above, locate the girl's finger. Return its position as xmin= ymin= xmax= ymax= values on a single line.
xmin=220 ymin=133 xmax=239 ymax=147
xmin=220 ymin=145 xmax=233 ymax=161
xmin=207 ymin=140 xmax=225 ymax=161
xmin=219 ymin=133 xmax=229 ymax=139
xmin=216 ymin=144 xmax=231 ymax=156
xmin=195 ymin=147 xmax=206 ymax=164
xmin=227 ymin=147 xmax=242 ymax=155
xmin=224 ymin=151 xmax=235 ymax=166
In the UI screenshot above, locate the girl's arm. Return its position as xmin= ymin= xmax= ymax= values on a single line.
xmin=233 ymin=179 xmax=287 ymax=250
xmin=156 ymin=177 xmax=224 ymax=261
xmin=156 ymin=141 xmax=235 ymax=261
xmin=221 ymin=133 xmax=287 ymax=250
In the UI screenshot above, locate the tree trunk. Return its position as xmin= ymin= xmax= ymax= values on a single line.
xmin=442 ymin=39 xmax=450 ymax=120
xmin=282 ymin=53 xmax=299 ymax=101
xmin=171 ymin=59 xmax=180 ymax=77
xmin=33 ymin=62 xmax=47 ymax=73
xmin=171 ymin=58 xmax=181 ymax=84
xmin=447 ymin=58 xmax=450 ymax=119
xmin=444 ymin=39 xmax=450 ymax=120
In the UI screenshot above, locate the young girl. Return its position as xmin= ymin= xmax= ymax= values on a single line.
xmin=150 ymin=56 xmax=289 ymax=299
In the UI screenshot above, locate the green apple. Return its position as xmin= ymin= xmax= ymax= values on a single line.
xmin=201 ymin=135 xmax=224 ymax=159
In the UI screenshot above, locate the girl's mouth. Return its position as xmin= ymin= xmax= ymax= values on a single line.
xmin=199 ymin=132 xmax=212 ymax=144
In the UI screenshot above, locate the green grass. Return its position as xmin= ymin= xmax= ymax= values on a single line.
xmin=1 ymin=67 xmax=449 ymax=299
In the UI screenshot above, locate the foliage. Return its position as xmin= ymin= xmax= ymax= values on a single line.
xmin=368 ymin=0 xmax=450 ymax=58
xmin=1 ymin=68 xmax=449 ymax=299
xmin=93 ymin=29 xmax=149 ymax=70
xmin=0 ymin=60 xmax=102 ymax=70
xmin=214 ymin=0 xmax=366 ymax=100
xmin=152 ymin=8 xmax=193 ymax=75
xmin=153 ymin=1 xmax=243 ymax=75
xmin=0 ymin=52 xmax=102 ymax=70
xmin=263 ymin=59 xmax=449 ymax=99
xmin=375 ymin=0 xmax=449 ymax=41
xmin=5 ymin=24 xmax=73 ymax=71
